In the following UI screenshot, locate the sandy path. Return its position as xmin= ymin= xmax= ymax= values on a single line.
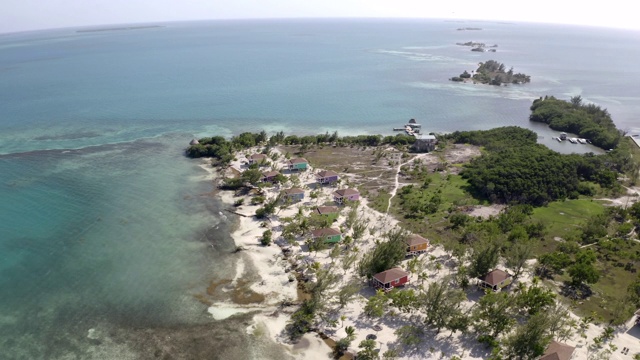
xmin=386 ymin=154 xmax=425 ymax=214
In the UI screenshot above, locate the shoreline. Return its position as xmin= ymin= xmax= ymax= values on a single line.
xmin=198 ymin=146 xmax=640 ymax=360
xmin=198 ymin=158 xmax=334 ymax=359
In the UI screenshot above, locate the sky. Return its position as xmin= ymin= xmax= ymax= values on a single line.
xmin=2 ymin=0 xmax=639 ymax=34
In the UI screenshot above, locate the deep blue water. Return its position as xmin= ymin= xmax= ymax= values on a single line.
xmin=1 ymin=19 xmax=639 ymax=359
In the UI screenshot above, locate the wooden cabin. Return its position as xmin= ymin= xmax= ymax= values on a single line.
xmin=333 ymin=189 xmax=360 ymax=204
xmin=288 ymin=158 xmax=308 ymax=171
xmin=311 ymin=228 xmax=342 ymax=244
xmin=315 ymin=206 xmax=340 ymax=222
xmin=406 ymin=234 xmax=429 ymax=255
xmin=315 ymin=170 xmax=339 ymax=184
xmin=372 ymin=268 xmax=410 ymax=292
xmin=477 ymin=269 xmax=512 ymax=292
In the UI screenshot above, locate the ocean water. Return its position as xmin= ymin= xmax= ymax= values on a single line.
xmin=1 ymin=19 xmax=639 ymax=359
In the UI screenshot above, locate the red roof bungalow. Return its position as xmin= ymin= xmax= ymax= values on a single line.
xmin=248 ymin=153 xmax=268 ymax=165
xmin=315 ymin=170 xmax=339 ymax=184
xmin=477 ymin=269 xmax=512 ymax=292
xmin=406 ymin=234 xmax=429 ymax=255
xmin=372 ymin=268 xmax=410 ymax=292
xmin=261 ymin=170 xmax=280 ymax=183
xmin=333 ymin=188 xmax=360 ymax=204
xmin=540 ymin=341 xmax=575 ymax=360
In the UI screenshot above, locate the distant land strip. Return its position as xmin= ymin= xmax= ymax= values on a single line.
xmin=77 ymin=25 xmax=163 ymax=33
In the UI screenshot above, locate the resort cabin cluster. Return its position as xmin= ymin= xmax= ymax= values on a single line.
xmin=369 ymin=233 xmax=429 ymax=292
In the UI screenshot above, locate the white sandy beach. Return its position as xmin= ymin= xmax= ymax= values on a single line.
xmin=200 ymin=148 xmax=640 ymax=360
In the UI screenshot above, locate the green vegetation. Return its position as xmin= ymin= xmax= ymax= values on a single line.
xmin=446 ymin=127 xmax=620 ymax=205
xmin=451 ymin=60 xmax=530 ymax=85
xmin=357 ymin=229 xmax=408 ymax=279
xmin=530 ymin=95 xmax=621 ymax=150
xmin=186 ymin=131 xmax=267 ymax=163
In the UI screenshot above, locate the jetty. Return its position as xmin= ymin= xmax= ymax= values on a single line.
xmin=394 ymin=118 xmax=421 ymax=135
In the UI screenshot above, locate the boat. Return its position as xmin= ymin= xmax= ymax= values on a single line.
xmin=559 ymin=132 xmax=567 ymax=140
xmin=568 ymin=138 xmax=577 ymax=144
xmin=577 ymin=138 xmax=587 ymax=144
xmin=556 ymin=137 xmax=562 ymax=142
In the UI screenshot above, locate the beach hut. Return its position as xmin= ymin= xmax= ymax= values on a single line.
xmin=248 ymin=153 xmax=268 ymax=165
xmin=311 ymin=228 xmax=342 ymax=244
xmin=315 ymin=206 xmax=340 ymax=222
xmin=261 ymin=170 xmax=280 ymax=183
xmin=315 ymin=170 xmax=339 ymax=184
xmin=372 ymin=268 xmax=410 ymax=292
xmin=477 ymin=269 xmax=512 ymax=292
xmin=288 ymin=158 xmax=308 ymax=171
xmin=540 ymin=341 xmax=575 ymax=360
xmin=189 ymin=139 xmax=200 ymax=145
xmin=282 ymin=188 xmax=305 ymax=202
xmin=333 ymin=189 xmax=360 ymax=204
xmin=406 ymin=234 xmax=429 ymax=256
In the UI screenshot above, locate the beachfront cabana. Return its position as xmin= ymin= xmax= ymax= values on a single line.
xmin=477 ymin=269 xmax=512 ymax=292
xmin=315 ymin=206 xmax=340 ymax=222
xmin=311 ymin=228 xmax=342 ymax=244
xmin=287 ymin=158 xmax=308 ymax=171
xmin=261 ymin=170 xmax=280 ymax=183
xmin=248 ymin=153 xmax=268 ymax=165
xmin=315 ymin=170 xmax=339 ymax=184
xmin=372 ymin=268 xmax=409 ymax=292
xmin=406 ymin=234 xmax=429 ymax=256
xmin=189 ymin=138 xmax=200 ymax=145
xmin=540 ymin=341 xmax=575 ymax=360
xmin=282 ymin=188 xmax=305 ymax=202
xmin=333 ymin=188 xmax=360 ymax=204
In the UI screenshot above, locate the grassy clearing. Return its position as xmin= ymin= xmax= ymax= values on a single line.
xmin=531 ymin=199 xmax=605 ymax=239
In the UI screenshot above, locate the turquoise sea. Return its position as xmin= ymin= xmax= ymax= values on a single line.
xmin=1 ymin=19 xmax=640 ymax=359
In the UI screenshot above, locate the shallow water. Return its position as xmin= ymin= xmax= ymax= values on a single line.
xmin=1 ymin=19 xmax=638 ymax=358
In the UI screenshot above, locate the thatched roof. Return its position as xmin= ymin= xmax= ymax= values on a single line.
xmin=189 ymin=139 xmax=200 ymax=145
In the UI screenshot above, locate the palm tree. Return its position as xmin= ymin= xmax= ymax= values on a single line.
xmin=345 ymin=326 xmax=356 ymax=340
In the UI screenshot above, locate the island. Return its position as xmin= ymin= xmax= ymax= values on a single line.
xmin=186 ymin=101 xmax=640 ymax=359
xmin=450 ymin=60 xmax=530 ymax=85
xmin=457 ymin=27 xmax=482 ymax=31
xmin=456 ymin=41 xmax=498 ymax=52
